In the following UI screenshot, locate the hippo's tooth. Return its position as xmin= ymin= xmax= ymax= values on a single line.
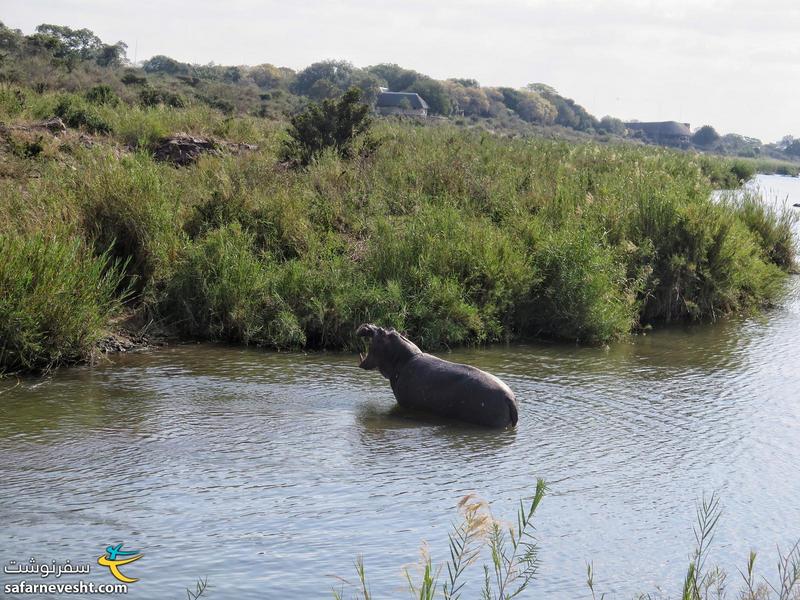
xmin=359 ymin=352 xmax=365 ymax=362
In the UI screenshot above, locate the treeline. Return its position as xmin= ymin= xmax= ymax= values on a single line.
xmin=2 ymin=19 xmax=798 ymax=163
xmin=0 ymin=20 xmax=633 ymax=139
xmin=0 ymin=21 xmax=608 ymax=131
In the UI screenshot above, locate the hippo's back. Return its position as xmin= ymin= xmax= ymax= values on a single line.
xmin=392 ymin=354 xmax=518 ymax=427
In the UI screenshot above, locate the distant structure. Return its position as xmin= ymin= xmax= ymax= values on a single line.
xmin=375 ymin=91 xmax=429 ymax=117
xmin=625 ymin=121 xmax=691 ymax=147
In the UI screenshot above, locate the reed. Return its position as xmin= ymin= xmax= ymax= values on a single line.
xmin=1 ymin=97 xmax=797 ymax=372
xmin=0 ymin=232 xmax=127 ymax=374
xmin=332 ymin=486 xmax=800 ymax=600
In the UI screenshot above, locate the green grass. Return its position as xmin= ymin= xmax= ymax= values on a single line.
xmin=0 ymin=95 xmax=797 ymax=373
xmin=0 ymin=231 xmax=126 ymax=374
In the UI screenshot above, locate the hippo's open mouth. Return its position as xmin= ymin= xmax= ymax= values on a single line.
xmin=356 ymin=323 xmax=376 ymax=367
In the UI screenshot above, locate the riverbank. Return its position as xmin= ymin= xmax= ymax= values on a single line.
xmin=1 ymin=97 xmax=797 ymax=374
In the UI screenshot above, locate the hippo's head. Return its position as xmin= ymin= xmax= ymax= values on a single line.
xmin=356 ymin=323 xmax=422 ymax=379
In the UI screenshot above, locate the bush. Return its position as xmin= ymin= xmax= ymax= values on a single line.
xmin=697 ymin=155 xmax=756 ymax=188
xmin=520 ymin=227 xmax=637 ymax=343
xmin=281 ymin=87 xmax=374 ymax=166
xmin=692 ymin=124 xmax=720 ymax=147
xmin=0 ymin=232 xmax=125 ymax=373
xmin=70 ymin=153 xmax=184 ymax=297
xmin=53 ymin=94 xmax=112 ymax=133
xmin=0 ymin=86 xmax=27 ymax=117
xmin=1 ymin=117 xmax=796 ymax=371
xmin=638 ymin=202 xmax=784 ymax=322
xmin=163 ymin=224 xmax=278 ymax=345
xmin=364 ymin=207 xmax=535 ymax=347
xmin=727 ymin=192 xmax=797 ymax=270
xmin=139 ymin=87 xmax=186 ymax=108
xmin=120 ymin=70 xmax=146 ymax=86
xmin=84 ymin=84 xmax=119 ymax=105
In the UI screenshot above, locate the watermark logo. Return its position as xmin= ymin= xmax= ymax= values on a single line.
xmin=97 ymin=543 xmax=143 ymax=583
xmin=3 ymin=552 xmax=130 ymax=595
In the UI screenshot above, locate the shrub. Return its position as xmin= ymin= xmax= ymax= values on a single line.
xmin=520 ymin=226 xmax=637 ymax=343
xmin=53 ymin=94 xmax=112 ymax=134
xmin=697 ymin=155 xmax=756 ymax=188
xmin=0 ymin=86 xmax=26 ymax=117
xmin=84 ymin=83 xmax=119 ymax=105
xmin=139 ymin=87 xmax=186 ymax=108
xmin=0 ymin=232 xmax=126 ymax=373
xmin=6 ymin=131 xmax=45 ymax=158
xmin=727 ymin=192 xmax=797 ymax=270
xmin=364 ymin=207 xmax=535 ymax=347
xmin=281 ymin=87 xmax=374 ymax=166
xmin=121 ymin=70 xmax=147 ymax=86
xmin=637 ymin=202 xmax=784 ymax=322
xmin=692 ymin=124 xmax=720 ymax=147
xmin=70 ymin=153 xmax=184 ymax=297
xmin=163 ymin=224 xmax=277 ymax=344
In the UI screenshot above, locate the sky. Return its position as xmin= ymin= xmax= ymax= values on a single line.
xmin=4 ymin=0 xmax=799 ymax=142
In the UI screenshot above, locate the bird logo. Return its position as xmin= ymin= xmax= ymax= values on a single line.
xmin=97 ymin=543 xmax=143 ymax=583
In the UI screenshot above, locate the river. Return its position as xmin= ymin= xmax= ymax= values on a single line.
xmin=1 ymin=175 xmax=798 ymax=599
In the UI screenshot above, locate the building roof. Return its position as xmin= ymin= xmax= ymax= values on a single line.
xmin=625 ymin=121 xmax=691 ymax=136
xmin=376 ymin=91 xmax=429 ymax=110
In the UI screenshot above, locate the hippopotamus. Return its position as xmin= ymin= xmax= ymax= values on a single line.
xmin=356 ymin=324 xmax=518 ymax=428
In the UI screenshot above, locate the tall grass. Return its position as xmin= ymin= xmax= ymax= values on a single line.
xmin=334 ymin=480 xmax=547 ymax=600
xmin=0 ymin=232 xmax=126 ymax=373
xmin=0 ymin=98 xmax=797 ymax=372
xmin=333 ymin=487 xmax=800 ymax=600
xmin=724 ymin=191 xmax=798 ymax=271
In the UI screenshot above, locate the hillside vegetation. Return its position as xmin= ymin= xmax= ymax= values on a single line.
xmin=0 ymin=21 xmax=798 ymax=374
xmin=2 ymin=19 xmax=800 ymax=164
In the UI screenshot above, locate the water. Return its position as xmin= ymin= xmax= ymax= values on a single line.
xmin=1 ymin=175 xmax=799 ymax=599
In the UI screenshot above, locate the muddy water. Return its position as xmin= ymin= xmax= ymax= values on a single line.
xmin=1 ymin=175 xmax=798 ymax=599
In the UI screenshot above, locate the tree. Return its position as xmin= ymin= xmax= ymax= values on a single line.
xmin=142 ymin=55 xmax=188 ymax=75
xmin=222 ymin=66 xmax=242 ymax=83
xmin=366 ymin=63 xmax=418 ymax=91
xmin=249 ymin=63 xmax=293 ymax=89
xmin=408 ymin=77 xmax=451 ymax=115
xmin=515 ymin=91 xmax=557 ymax=124
xmin=496 ymin=87 xmax=556 ymax=124
xmin=449 ymin=77 xmax=480 ymax=88
xmin=281 ymin=87 xmax=374 ymax=166
xmin=307 ymin=78 xmax=338 ymax=100
xmin=525 ymin=83 xmax=598 ymax=131
xmin=527 ymin=82 xmax=558 ymax=96
xmin=30 ymin=24 xmax=103 ymax=60
xmin=0 ymin=22 xmax=24 ymax=53
xmin=785 ymin=139 xmax=800 ymax=157
xmin=293 ymin=60 xmax=354 ymax=96
xmin=598 ymin=115 xmax=625 ymax=135
xmin=444 ymin=81 xmax=490 ymax=116
xmin=776 ymin=135 xmax=794 ymax=150
xmin=692 ymin=125 xmax=720 ymax=147
xmin=349 ymin=70 xmax=384 ymax=104
xmin=95 ymin=41 xmax=127 ymax=67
